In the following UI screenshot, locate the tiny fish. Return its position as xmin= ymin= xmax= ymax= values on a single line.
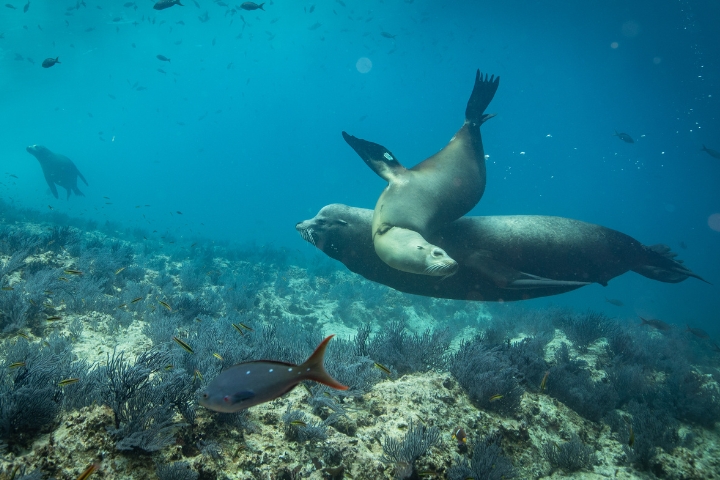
xmin=232 ymin=323 xmax=245 ymax=335
xmin=289 ymin=420 xmax=307 ymax=426
xmin=628 ymin=423 xmax=635 ymax=447
xmin=605 ymin=297 xmax=623 ymax=307
xmin=308 ymin=21 xmax=321 ymax=30
xmin=5 ymin=3 xmax=16 ymax=9
xmin=614 ymin=130 xmax=634 ymax=143
xmin=701 ymin=144 xmax=720 ymax=160
xmin=76 ymin=463 xmax=99 ymax=480
xmin=193 ymin=369 xmax=203 ymax=381
xmin=238 ymin=322 xmax=253 ymax=331
xmin=64 ymin=269 xmax=83 ymax=275
xmin=173 ymin=336 xmax=194 ymax=353
xmin=42 ymin=57 xmax=60 ymax=68
xmin=200 ymin=335 xmax=348 ymax=413
xmin=373 ymin=362 xmax=391 ymax=375
xmin=17 ymin=332 xmax=30 ymax=340
xmin=46 ymin=315 xmax=62 ymax=321
xmin=9 ymin=361 xmax=26 ymax=369
xmin=117 ymin=304 xmax=127 ymax=309
xmin=153 ymin=0 xmax=183 ymax=10
xmin=23 ymin=0 xmax=28 ymax=12
xmin=639 ymin=316 xmax=672 ymax=331
xmin=451 ymin=427 xmax=467 ymax=446
xmin=59 ymin=276 xmax=69 ymax=282
xmin=158 ymin=300 xmax=172 ymax=311
xmin=156 ymin=54 xmax=171 ymax=62
xmin=157 ymin=68 xmax=166 ymax=74
xmin=176 ymin=210 xmax=183 ymax=214
xmin=380 ymin=31 xmax=396 ymax=39
xmin=1 ymin=286 xmax=13 ymax=291
xmin=115 ymin=267 xmax=126 ymax=275
xmin=59 ymin=378 xmax=80 ymax=386
xmin=686 ymin=325 xmax=710 ymax=339
xmin=489 ymin=394 xmax=503 ymax=402
xmin=540 ymin=371 xmax=549 ymax=392
xmin=131 ymin=297 xmax=143 ymax=303
xmin=240 ymin=1 xmax=264 ymax=10
xmin=213 ymin=353 xmax=224 ymax=361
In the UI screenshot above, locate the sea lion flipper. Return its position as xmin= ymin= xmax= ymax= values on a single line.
xmin=633 ymin=244 xmax=710 ymax=284
xmin=42 ymin=171 xmax=59 ymax=199
xmin=75 ymin=166 xmax=88 ymax=186
xmin=341 ymin=131 xmax=405 ymax=183
xmin=465 ymin=69 xmax=500 ymax=126
xmin=466 ymin=252 xmax=590 ymax=289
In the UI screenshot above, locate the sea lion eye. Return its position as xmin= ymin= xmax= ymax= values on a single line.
xmin=416 ymin=245 xmax=424 ymax=250
xmin=202 ymin=393 xmax=208 ymax=398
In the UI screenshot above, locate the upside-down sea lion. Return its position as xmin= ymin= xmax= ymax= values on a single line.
xmin=341 ymin=69 xmax=499 ymax=278
xmin=296 ymin=204 xmax=708 ymax=302
xmin=26 ymin=145 xmax=88 ymax=199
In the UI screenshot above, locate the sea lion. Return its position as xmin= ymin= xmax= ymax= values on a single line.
xmin=342 ymin=69 xmax=499 ymax=277
xmin=296 ymin=204 xmax=708 ymax=302
xmin=26 ymin=145 xmax=88 ymax=199
xmin=701 ymin=144 xmax=720 ymax=160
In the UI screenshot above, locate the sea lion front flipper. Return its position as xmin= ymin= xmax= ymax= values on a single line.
xmin=465 ymin=252 xmax=590 ymax=290
xmin=42 ymin=170 xmax=59 ymax=199
xmin=341 ymin=131 xmax=406 ymax=183
xmin=465 ymin=69 xmax=500 ymax=127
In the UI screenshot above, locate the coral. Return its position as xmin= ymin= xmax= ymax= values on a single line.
xmin=365 ymin=322 xmax=451 ymax=375
xmin=620 ymin=402 xmax=680 ymax=471
xmin=156 ymin=461 xmax=199 ymax=480
xmin=449 ymin=340 xmax=523 ymax=415
xmin=546 ymin=343 xmax=618 ymax=422
xmin=381 ymin=419 xmax=440 ymax=479
xmin=447 ymin=434 xmax=516 ymax=480
xmin=555 ymin=310 xmax=617 ymax=352
xmin=542 ymin=434 xmax=596 ymax=473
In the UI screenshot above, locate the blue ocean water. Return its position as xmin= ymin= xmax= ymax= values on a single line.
xmin=1 ymin=0 xmax=718 ymax=327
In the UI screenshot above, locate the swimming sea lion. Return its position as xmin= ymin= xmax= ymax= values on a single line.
xmin=296 ymin=204 xmax=708 ymax=302
xmin=342 ymin=69 xmax=499 ymax=278
xmin=26 ymin=145 xmax=88 ymax=199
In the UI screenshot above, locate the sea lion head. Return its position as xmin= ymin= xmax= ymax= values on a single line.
xmin=374 ymin=226 xmax=458 ymax=277
xmin=26 ymin=145 xmax=52 ymax=163
xmin=296 ymin=204 xmax=371 ymax=257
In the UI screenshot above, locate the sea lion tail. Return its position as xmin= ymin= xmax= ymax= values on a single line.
xmin=632 ymin=244 xmax=711 ymax=284
xmin=465 ymin=69 xmax=499 ymax=127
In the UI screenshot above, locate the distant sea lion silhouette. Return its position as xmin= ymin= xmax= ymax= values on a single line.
xmin=26 ymin=145 xmax=88 ymax=199
xmin=296 ymin=204 xmax=708 ymax=302
xmin=342 ymin=69 xmax=499 ymax=278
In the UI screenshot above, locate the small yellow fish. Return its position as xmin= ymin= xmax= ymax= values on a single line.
xmin=131 ymin=297 xmax=143 ymax=303
xmin=115 ymin=267 xmax=126 ymax=275
xmin=46 ymin=315 xmax=62 ymax=321
xmin=76 ymin=463 xmax=99 ymax=480
xmin=232 ymin=323 xmax=245 ymax=335
xmin=213 ymin=353 xmax=224 ymax=361
xmin=172 ymin=336 xmax=194 ymax=354
xmin=540 ymin=371 xmax=549 ymax=392
xmin=164 ymin=364 xmax=174 ymax=370
xmin=290 ymin=420 xmax=307 ymax=427
xmin=9 ymin=361 xmax=26 ymax=369
xmin=59 ymin=276 xmax=69 ymax=282
xmin=238 ymin=322 xmax=253 ymax=331
xmin=489 ymin=394 xmax=503 ymax=402
xmin=374 ymin=362 xmax=392 ymax=375
xmin=59 ymin=378 xmax=80 ymax=387
xmin=117 ymin=304 xmax=127 ymax=309
xmin=64 ymin=269 xmax=83 ymax=275
xmin=193 ymin=369 xmax=203 ymax=382
xmin=1 ymin=286 xmax=13 ymax=291
xmin=17 ymin=332 xmax=30 ymax=340
xmin=159 ymin=300 xmax=172 ymax=311
xmin=628 ymin=424 xmax=635 ymax=447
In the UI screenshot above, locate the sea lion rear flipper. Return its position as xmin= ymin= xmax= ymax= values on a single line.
xmin=341 ymin=131 xmax=405 ymax=183
xmin=465 ymin=70 xmax=500 ymax=126
xmin=43 ymin=171 xmax=59 ymax=199
xmin=633 ymin=244 xmax=711 ymax=284
xmin=507 ymin=273 xmax=592 ymax=289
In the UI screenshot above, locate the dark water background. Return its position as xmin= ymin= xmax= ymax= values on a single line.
xmin=1 ymin=1 xmax=718 ymax=329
